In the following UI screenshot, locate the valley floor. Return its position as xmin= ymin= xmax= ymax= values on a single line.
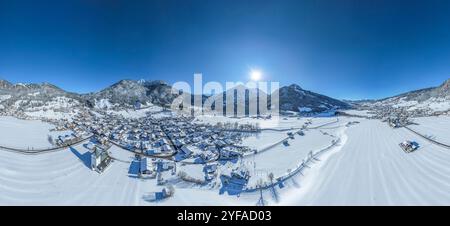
xmin=0 ymin=114 xmax=449 ymax=205
xmin=279 ymin=118 xmax=450 ymax=205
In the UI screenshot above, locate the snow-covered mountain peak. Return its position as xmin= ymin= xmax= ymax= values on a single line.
xmin=439 ymin=78 xmax=450 ymax=92
xmin=143 ymin=80 xmax=168 ymax=87
xmin=0 ymin=80 xmax=13 ymax=90
xmin=87 ymin=79 xmax=177 ymax=109
xmin=278 ymin=84 xmax=350 ymax=113
xmin=287 ymin=84 xmax=302 ymax=91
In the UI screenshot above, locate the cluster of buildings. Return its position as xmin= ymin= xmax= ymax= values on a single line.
xmin=385 ymin=116 xmax=411 ymax=128
xmin=54 ymin=133 xmax=82 ymax=147
xmin=5 ymin=106 xmax=272 ymax=197
xmin=219 ymin=169 xmax=251 ymax=196
xmin=48 ymin=109 xmax=255 ymax=184
xmin=138 ymin=155 xmax=176 ymax=184
xmin=372 ymin=105 xmax=447 ymax=119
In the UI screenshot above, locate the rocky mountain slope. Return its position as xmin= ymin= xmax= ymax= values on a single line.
xmin=278 ymin=84 xmax=350 ymax=113
xmin=206 ymin=83 xmax=350 ymax=115
xmin=356 ymin=78 xmax=450 ymax=114
xmin=0 ymin=80 xmax=85 ymax=119
xmin=84 ymin=79 xmax=180 ymax=109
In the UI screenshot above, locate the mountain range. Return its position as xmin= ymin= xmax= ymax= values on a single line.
xmin=0 ymin=78 xmax=448 ymax=118
xmin=0 ymin=78 xmax=350 ymax=112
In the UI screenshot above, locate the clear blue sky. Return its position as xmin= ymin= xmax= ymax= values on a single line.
xmin=0 ymin=0 xmax=449 ymax=100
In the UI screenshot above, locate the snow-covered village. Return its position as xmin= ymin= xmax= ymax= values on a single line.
xmin=1 ymin=0 xmax=450 ymax=209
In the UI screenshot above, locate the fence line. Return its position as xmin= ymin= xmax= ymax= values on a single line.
xmin=243 ymin=138 xmax=342 ymax=193
xmin=404 ymin=126 xmax=450 ymax=149
xmin=0 ymin=135 xmax=94 ymax=155
xmin=243 ymin=118 xmax=340 ymax=158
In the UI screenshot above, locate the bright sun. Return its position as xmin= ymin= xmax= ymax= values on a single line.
xmin=250 ymin=70 xmax=262 ymax=81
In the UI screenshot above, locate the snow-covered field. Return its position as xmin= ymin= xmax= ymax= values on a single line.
xmin=277 ymin=119 xmax=450 ymax=205
xmin=243 ymin=128 xmax=338 ymax=187
xmin=0 ymin=143 xmax=248 ymax=205
xmin=0 ymin=144 xmax=154 ymax=205
xmin=0 ymin=116 xmax=69 ymax=149
xmin=0 ymin=115 xmax=449 ymax=205
xmin=342 ymin=109 xmax=376 ymax=117
xmin=24 ymin=109 xmax=79 ymax=120
xmin=106 ymin=104 xmax=164 ymax=119
xmin=195 ymin=115 xmax=336 ymax=130
xmin=408 ymin=116 xmax=450 ymax=144
xmin=241 ymin=130 xmax=289 ymax=150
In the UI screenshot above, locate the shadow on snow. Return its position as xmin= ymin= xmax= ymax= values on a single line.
xmin=69 ymin=147 xmax=91 ymax=169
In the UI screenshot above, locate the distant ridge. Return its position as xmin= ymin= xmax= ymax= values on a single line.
xmin=1 ymin=78 xmax=448 ymax=116
xmin=353 ymin=78 xmax=450 ymax=114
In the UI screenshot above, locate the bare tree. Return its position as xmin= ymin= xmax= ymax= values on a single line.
xmin=47 ymin=135 xmax=54 ymax=146
xmin=268 ymin=172 xmax=274 ymax=184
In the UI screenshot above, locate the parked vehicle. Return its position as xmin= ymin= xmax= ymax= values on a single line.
xmin=399 ymin=140 xmax=419 ymax=153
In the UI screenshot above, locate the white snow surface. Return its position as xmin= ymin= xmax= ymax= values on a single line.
xmin=278 ymin=119 xmax=450 ymax=205
xmin=342 ymin=109 xmax=376 ymax=117
xmin=0 ymin=116 xmax=69 ymax=149
xmin=0 ymin=95 xmax=11 ymax=101
xmin=298 ymin=107 xmax=312 ymax=112
xmin=106 ymin=105 xmax=163 ymax=119
xmin=0 ymin=115 xmax=449 ymax=205
xmin=408 ymin=116 xmax=450 ymax=144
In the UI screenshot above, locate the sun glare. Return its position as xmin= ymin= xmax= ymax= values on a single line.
xmin=250 ymin=70 xmax=262 ymax=81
